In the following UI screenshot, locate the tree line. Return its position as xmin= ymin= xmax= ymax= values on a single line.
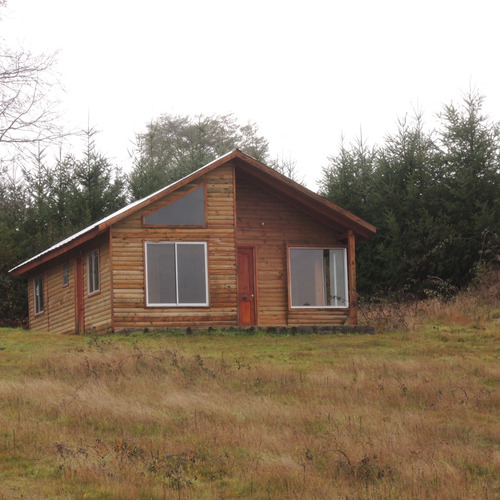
xmin=319 ymin=91 xmax=500 ymax=300
xmin=1 ymin=95 xmax=499 ymax=326
xmin=2 ymin=92 xmax=498 ymax=327
xmin=1 ymin=4 xmax=499 ymax=324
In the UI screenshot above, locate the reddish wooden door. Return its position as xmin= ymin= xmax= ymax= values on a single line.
xmin=237 ymin=247 xmax=256 ymax=326
xmin=75 ymin=256 xmax=84 ymax=334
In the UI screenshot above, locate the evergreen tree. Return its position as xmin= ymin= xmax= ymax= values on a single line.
xmin=21 ymin=146 xmax=58 ymax=254
xmin=0 ymin=164 xmax=29 ymax=325
xmin=370 ymin=113 xmax=447 ymax=293
xmin=72 ymin=126 xmax=126 ymax=226
xmin=437 ymin=91 xmax=500 ymax=284
xmin=319 ymin=134 xmax=376 ymax=221
xmin=20 ymin=127 xmax=127 ymax=253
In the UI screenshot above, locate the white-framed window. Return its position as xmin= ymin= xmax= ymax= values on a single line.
xmin=88 ymin=250 xmax=100 ymax=294
xmin=34 ymin=275 xmax=44 ymax=314
xmin=145 ymin=241 xmax=208 ymax=307
xmin=289 ymin=247 xmax=348 ymax=308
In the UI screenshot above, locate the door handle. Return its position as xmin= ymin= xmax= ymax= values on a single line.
xmin=243 ymin=295 xmax=248 ymax=300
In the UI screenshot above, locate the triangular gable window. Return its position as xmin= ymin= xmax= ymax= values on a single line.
xmin=144 ymin=185 xmax=206 ymax=226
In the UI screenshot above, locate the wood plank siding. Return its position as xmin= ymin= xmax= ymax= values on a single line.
xmin=111 ymin=164 xmax=238 ymax=330
xmin=27 ymin=233 xmax=112 ymax=334
xmin=46 ymin=259 xmax=75 ymax=334
xmin=16 ymin=151 xmax=374 ymax=334
xmin=81 ymin=234 xmax=112 ymax=333
xmin=234 ymin=169 xmax=349 ymax=326
xmin=28 ymin=271 xmax=49 ymax=332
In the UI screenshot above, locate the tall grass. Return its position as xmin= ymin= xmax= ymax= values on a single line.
xmin=359 ymin=268 xmax=500 ymax=332
xmin=0 ymin=271 xmax=499 ymax=499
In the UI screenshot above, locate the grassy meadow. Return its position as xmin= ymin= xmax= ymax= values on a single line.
xmin=1 ymin=281 xmax=500 ymax=499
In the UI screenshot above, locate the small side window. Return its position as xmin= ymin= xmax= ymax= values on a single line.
xmin=34 ymin=275 xmax=44 ymax=314
xmin=62 ymin=262 xmax=69 ymax=287
xmin=88 ymin=250 xmax=100 ymax=294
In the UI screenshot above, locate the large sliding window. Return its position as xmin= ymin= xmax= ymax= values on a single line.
xmin=145 ymin=242 xmax=208 ymax=306
xmin=289 ymin=247 xmax=348 ymax=308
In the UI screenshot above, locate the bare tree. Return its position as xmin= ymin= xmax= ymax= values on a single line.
xmin=1 ymin=2 xmax=61 ymax=161
xmin=0 ymin=48 xmax=60 ymax=146
xmin=271 ymin=153 xmax=304 ymax=185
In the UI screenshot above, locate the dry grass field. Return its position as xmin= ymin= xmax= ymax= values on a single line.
xmin=1 ymin=274 xmax=499 ymax=499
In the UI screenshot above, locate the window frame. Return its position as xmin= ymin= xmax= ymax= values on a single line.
xmin=34 ymin=274 xmax=44 ymax=315
xmin=144 ymin=241 xmax=209 ymax=307
xmin=87 ymin=249 xmax=100 ymax=295
xmin=142 ymin=184 xmax=207 ymax=228
xmin=288 ymin=246 xmax=349 ymax=309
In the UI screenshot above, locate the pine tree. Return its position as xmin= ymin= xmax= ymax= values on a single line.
xmin=72 ymin=126 xmax=126 ymax=226
xmin=437 ymin=91 xmax=500 ymax=285
xmin=319 ymin=134 xmax=376 ymax=221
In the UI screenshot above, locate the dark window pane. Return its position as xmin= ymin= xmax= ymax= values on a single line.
xmin=146 ymin=243 xmax=176 ymax=304
xmin=290 ymin=249 xmax=324 ymax=307
xmin=94 ymin=252 xmax=99 ymax=291
xmin=35 ymin=275 xmax=44 ymax=313
xmin=144 ymin=186 xmax=205 ymax=226
xmin=177 ymin=243 xmax=207 ymax=304
xmin=88 ymin=251 xmax=99 ymax=294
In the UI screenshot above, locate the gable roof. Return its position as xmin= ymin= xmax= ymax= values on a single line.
xmin=10 ymin=149 xmax=376 ymax=276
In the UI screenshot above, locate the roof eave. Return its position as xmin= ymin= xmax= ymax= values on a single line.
xmin=10 ymin=226 xmax=103 ymax=276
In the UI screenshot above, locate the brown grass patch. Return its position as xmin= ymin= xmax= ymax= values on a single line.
xmin=360 ymin=268 xmax=500 ymax=332
xmin=0 ymin=274 xmax=499 ymax=498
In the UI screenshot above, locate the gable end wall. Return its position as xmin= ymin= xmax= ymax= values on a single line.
xmin=234 ymin=169 xmax=349 ymax=326
xmin=111 ymin=163 xmax=237 ymax=330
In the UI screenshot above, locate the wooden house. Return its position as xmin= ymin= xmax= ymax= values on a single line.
xmin=11 ymin=150 xmax=376 ymax=334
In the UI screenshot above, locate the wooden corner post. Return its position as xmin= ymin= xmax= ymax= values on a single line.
xmin=347 ymin=230 xmax=357 ymax=325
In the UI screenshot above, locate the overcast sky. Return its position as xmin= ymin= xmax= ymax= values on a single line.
xmin=2 ymin=0 xmax=499 ymax=189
